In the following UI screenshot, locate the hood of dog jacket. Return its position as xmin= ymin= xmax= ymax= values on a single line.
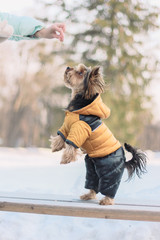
xmin=72 ymin=94 xmax=111 ymax=119
xmin=58 ymin=94 xmax=121 ymax=158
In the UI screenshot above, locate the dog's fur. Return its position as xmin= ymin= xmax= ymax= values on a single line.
xmin=50 ymin=64 xmax=147 ymax=205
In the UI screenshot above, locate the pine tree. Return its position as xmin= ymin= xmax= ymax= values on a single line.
xmin=33 ymin=0 xmax=159 ymax=146
xmin=49 ymin=0 xmax=159 ymax=145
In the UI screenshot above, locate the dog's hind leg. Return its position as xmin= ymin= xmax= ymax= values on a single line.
xmin=99 ymin=196 xmax=114 ymax=205
xmin=80 ymin=190 xmax=97 ymax=200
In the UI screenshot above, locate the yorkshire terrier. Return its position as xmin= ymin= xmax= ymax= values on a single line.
xmin=50 ymin=64 xmax=147 ymax=205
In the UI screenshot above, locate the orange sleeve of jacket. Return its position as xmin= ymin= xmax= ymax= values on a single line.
xmin=57 ymin=122 xmax=68 ymax=140
xmin=66 ymin=121 xmax=92 ymax=148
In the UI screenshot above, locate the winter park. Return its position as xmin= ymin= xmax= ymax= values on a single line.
xmin=0 ymin=0 xmax=160 ymax=240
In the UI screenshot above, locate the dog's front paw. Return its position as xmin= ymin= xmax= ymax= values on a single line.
xmin=60 ymin=157 xmax=71 ymax=164
xmin=49 ymin=135 xmax=65 ymax=152
xmin=60 ymin=144 xmax=77 ymax=164
xmin=80 ymin=147 xmax=87 ymax=154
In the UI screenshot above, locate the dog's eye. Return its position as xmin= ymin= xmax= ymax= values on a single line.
xmin=79 ymin=72 xmax=83 ymax=76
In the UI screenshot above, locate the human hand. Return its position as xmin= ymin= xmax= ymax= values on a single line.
xmin=0 ymin=20 xmax=14 ymax=43
xmin=35 ymin=23 xmax=66 ymax=41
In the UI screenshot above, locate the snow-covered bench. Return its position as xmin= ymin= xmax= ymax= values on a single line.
xmin=0 ymin=194 xmax=159 ymax=222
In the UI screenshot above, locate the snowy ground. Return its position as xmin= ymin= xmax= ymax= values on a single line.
xmin=0 ymin=147 xmax=160 ymax=240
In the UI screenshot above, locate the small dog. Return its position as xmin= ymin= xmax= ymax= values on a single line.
xmin=50 ymin=64 xmax=147 ymax=205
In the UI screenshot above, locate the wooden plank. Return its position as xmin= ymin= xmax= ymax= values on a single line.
xmin=0 ymin=196 xmax=160 ymax=222
xmin=0 ymin=192 xmax=160 ymax=208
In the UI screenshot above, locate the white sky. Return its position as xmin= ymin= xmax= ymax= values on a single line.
xmin=0 ymin=0 xmax=34 ymax=14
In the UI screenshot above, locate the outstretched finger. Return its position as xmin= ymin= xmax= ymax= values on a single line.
xmin=53 ymin=33 xmax=64 ymax=42
xmin=56 ymin=23 xmax=66 ymax=32
xmin=54 ymin=27 xmax=64 ymax=41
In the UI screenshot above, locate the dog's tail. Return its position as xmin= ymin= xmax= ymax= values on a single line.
xmin=124 ymin=143 xmax=147 ymax=180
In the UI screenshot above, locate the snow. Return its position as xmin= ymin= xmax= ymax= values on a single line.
xmin=0 ymin=147 xmax=160 ymax=240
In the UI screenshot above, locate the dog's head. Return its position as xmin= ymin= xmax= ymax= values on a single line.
xmin=64 ymin=64 xmax=105 ymax=99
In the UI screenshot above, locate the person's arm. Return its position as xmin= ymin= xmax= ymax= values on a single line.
xmin=0 ymin=12 xmax=65 ymax=41
xmin=0 ymin=12 xmax=44 ymax=41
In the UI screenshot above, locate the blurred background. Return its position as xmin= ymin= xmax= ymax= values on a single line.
xmin=0 ymin=0 xmax=160 ymax=150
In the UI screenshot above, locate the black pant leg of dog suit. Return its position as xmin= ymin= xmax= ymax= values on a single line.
xmin=84 ymin=147 xmax=126 ymax=198
xmin=84 ymin=154 xmax=99 ymax=193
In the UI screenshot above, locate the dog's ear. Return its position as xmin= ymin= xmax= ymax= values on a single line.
xmin=89 ymin=66 xmax=100 ymax=77
xmin=84 ymin=66 xmax=105 ymax=99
